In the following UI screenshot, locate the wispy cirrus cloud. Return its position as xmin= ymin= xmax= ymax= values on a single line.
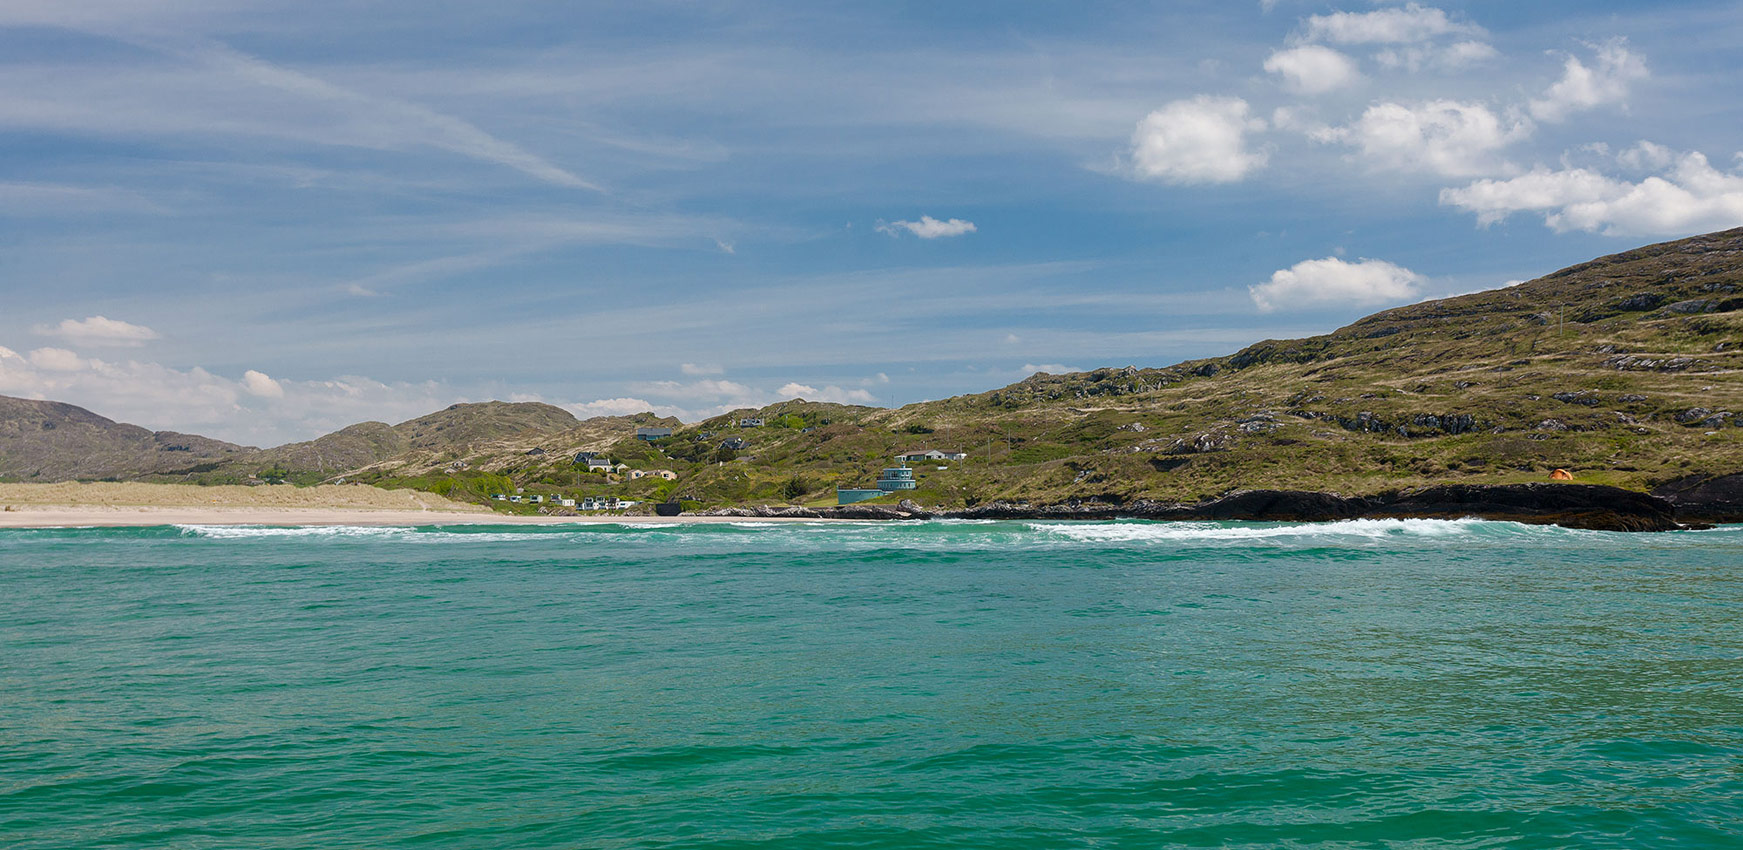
xmin=33 ymin=316 xmax=161 ymax=347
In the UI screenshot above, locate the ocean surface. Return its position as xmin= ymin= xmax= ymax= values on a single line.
xmin=2 ymin=519 xmax=1740 ymax=849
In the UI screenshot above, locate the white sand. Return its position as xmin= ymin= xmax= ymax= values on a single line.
xmin=0 ymin=482 xmax=821 ymax=528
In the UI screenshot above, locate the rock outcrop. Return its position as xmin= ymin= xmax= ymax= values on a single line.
xmin=933 ymin=483 xmax=1680 ymax=532
xmin=1651 ymin=474 xmax=1743 ymax=523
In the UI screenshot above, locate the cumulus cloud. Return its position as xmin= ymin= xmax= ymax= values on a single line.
xmin=1301 ymin=4 xmax=1481 ymax=45
xmin=28 ymin=347 xmax=85 ymax=371
xmin=1617 ymin=140 xmax=1675 ymax=171
xmin=1264 ymin=45 xmax=1362 ymax=94
xmin=1528 ymin=40 xmax=1649 ymax=123
xmin=242 ymin=369 xmax=284 ymax=398
xmin=1314 ymin=99 xmax=1527 ymax=177
xmin=1251 ymin=257 xmax=1424 ymax=312
xmin=33 ymin=315 xmax=160 ymax=347
xmin=1130 ymin=96 xmax=1268 ymax=184
xmin=1439 ymin=148 xmax=1743 ymax=237
xmin=877 ymin=216 xmax=978 ymax=239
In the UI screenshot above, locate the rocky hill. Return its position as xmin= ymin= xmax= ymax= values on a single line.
xmin=0 ymin=396 xmax=252 ymax=480
xmin=7 ymin=228 xmax=1743 ymax=521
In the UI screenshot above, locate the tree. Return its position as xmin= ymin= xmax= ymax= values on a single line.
xmin=780 ymin=475 xmax=810 ymax=501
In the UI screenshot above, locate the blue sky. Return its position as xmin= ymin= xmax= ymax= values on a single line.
xmin=2 ymin=0 xmax=1741 ymax=445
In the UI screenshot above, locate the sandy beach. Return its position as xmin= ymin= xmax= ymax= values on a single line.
xmin=0 ymin=482 xmax=820 ymax=528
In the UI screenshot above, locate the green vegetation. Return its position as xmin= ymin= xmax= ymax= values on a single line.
xmin=9 ymin=229 xmax=1743 ymax=510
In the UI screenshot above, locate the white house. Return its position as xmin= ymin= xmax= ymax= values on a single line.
xmin=630 ymin=469 xmax=679 ymax=481
xmin=896 ymin=449 xmax=967 ymax=463
xmin=738 ymin=417 xmax=764 ymax=428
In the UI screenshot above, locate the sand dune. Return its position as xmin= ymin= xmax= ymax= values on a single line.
xmin=0 ymin=481 xmax=485 ymax=510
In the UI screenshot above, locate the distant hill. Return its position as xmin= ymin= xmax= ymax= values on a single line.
xmin=6 ymin=228 xmax=1743 ymax=513
xmin=244 ymin=401 xmax=585 ymax=477
xmin=0 ymin=396 xmax=252 ymax=481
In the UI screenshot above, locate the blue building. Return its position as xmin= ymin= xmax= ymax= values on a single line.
xmin=837 ymin=488 xmax=884 ymax=505
xmin=876 ymin=466 xmax=917 ymax=491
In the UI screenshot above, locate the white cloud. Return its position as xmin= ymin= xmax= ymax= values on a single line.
xmin=1130 ymin=96 xmax=1267 ymax=184
xmin=1440 ymin=40 xmax=1500 ymax=68
xmin=1439 ymin=149 xmax=1743 ymax=237
xmin=1022 ymin=363 xmax=1083 ymax=375
xmin=242 ymin=369 xmax=284 ymax=398
xmin=1529 ymin=40 xmax=1648 ymax=123
xmin=1374 ymin=40 xmax=1499 ymax=72
xmin=776 ymin=382 xmax=877 ymax=404
xmin=1301 ymin=4 xmax=1481 ymax=45
xmin=1617 ymin=140 xmax=1675 ymax=171
xmin=877 ymin=216 xmax=978 ymax=239
xmin=680 ymin=362 xmax=724 ymax=376
xmin=1315 ymin=99 xmax=1527 ymax=177
xmin=33 ymin=315 xmax=161 ymax=347
xmin=565 ymin=397 xmax=686 ymax=419
xmin=1251 ymin=257 xmax=1424 ymax=312
xmin=0 ymin=343 xmax=460 ymax=445
xmin=1264 ymin=45 xmax=1362 ymax=94
xmin=28 ymin=347 xmax=85 ymax=371
xmin=631 ymin=379 xmax=759 ymax=401
xmin=624 ymin=375 xmax=884 ymax=412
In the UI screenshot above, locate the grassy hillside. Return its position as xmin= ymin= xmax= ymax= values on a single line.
xmin=9 ymin=228 xmax=1743 ymax=511
xmin=517 ymin=226 xmax=1743 ymax=509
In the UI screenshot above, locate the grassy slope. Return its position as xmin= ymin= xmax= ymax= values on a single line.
xmin=570 ymin=227 xmax=1743 ymax=508
xmin=21 ymin=228 xmax=1741 ymax=509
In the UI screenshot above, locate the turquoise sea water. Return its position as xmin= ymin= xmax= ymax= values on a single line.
xmin=2 ymin=519 xmax=1740 ymax=848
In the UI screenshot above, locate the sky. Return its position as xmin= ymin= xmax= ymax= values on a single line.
xmin=2 ymin=0 xmax=1741 ymax=446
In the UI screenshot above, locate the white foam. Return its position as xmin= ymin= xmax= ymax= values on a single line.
xmin=1030 ymin=517 xmax=1497 ymax=544
xmin=175 ymin=524 xmax=421 ymax=539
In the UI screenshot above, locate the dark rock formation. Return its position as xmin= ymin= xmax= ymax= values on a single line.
xmin=1651 ymin=474 xmax=1743 ymax=523
xmin=934 ymin=484 xmax=1680 ymax=532
xmin=1368 ymin=483 xmax=1678 ymax=532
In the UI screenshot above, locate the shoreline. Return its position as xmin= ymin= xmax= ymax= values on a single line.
xmin=0 ymin=507 xmax=846 ymax=529
xmin=0 ymin=482 xmax=1723 ymax=532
